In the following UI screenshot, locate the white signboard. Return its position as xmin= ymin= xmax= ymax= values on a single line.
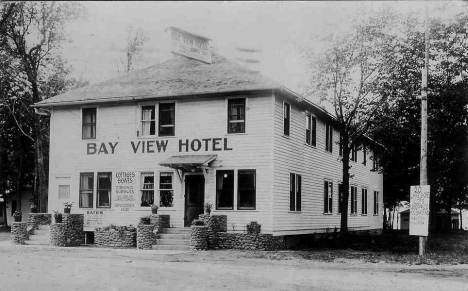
xmin=84 ymin=210 xmax=104 ymax=227
xmin=409 ymin=185 xmax=430 ymax=236
xmin=168 ymin=27 xmax=212 ymax=64
xmin=114 ymin=171 xmax=137 ymax=211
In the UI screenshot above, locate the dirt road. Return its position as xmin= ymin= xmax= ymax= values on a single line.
xmin=0 ymin=243 xmax=467 ymax=291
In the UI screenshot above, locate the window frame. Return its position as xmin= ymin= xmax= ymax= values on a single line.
xmin=363 ymin=146 xmax=367 ymax=165
xmin=227 ymin=98 xmax=246 ymax=134
xmin=216 ymin=170 xmax=235 ymax=210
xmin=58 ymin=185 xmax=70 ymax=199
xmin=283 ymin=102 xmax=291 ymax=136
xmin=325 ymin=124 xmax=333 ymax=153
xmin=289 ymin=173 xmax=302 ymax=212
xmin=140 ymin=104 xmax=156 ymax=137
xmin=79 ymin=172 xmax=94 ymax=209
xmin=81 ymin=107 xmax=97 ymax=140
xmin=361 ymin=188 xmax=368 ymax=215
xmin=159 ymin=172 xmax=174 ymax=208
xmin=305 ymin=114 xmax=317 ymax=147
xmin=237 ymin=169 xmax=256 ymax=210
xmin=140 ymin=172 xmax=155 ymax=207
xmin=374 ymin=191 xmax=379 ymax=215
xmin=350 ymin=144 xmax=358 ymax=162
xmin=97 ymin=172 xmax=112 ymax=208
xmin=350 ymin=186 xmax=358 ymax=215
xmin=323 ymin=180 xmax=333 ymax=214
xmin=158 ymin=102 xmax=175 ymax=137
xmin=338 ymin=183 xmax=344 ymax=214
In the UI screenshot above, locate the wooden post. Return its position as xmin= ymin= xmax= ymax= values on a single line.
xmin=419 ymin=1 xmax=430 ymax=257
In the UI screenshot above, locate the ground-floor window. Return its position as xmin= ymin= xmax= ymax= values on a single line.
xmin=289 ymin=173 xmax=301 ymax=212
xmin=374 ymin=191 xmax=379 ymax=215
xmin=97 ymin=172 xmax=112 ymax=208
xmin=59 ymin=185 xmax=70 ymax=199
xmin=159 ymin=172 xmax=174 ymax=207
xmin=80 ymin=173 xmax=94 ymax=208
xmin=140 ymin=172 xmax=154 ymax=207
xmin=338 ymin=183 xmax=344 ymax=213
xmin=350 ymin=186 xmax=357 ymax=214
xmin=216 ymin=170 xmax=234 ymax=210
xmin=361 ymin=188 xmax=368 ymax=215
xmin=238 ymin=170 xmax=256 ymax=210
xmin=324 ymin=181 xmax=333 ymax=214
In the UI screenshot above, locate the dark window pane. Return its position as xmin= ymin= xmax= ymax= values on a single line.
xmin=97 ymin=172 xmax=111 ymax=208
xmin=284 ymin=103 xmax=290 ymax=136
xmin=159 ymin=103 xmax=175 ymax=136
xmin=290 ymin=173 xmax=295 ymax=211
xmin=82 ymin=108 xmax=96 ymax=139
xmin=238 ymin=170 xmax=255 ymax=210
xmin=228 ymin=99 xmax=246 ymax=133
xmin=296 ymin=175 xmax=301 ymax=211
xmin=312 ymin=117 xmax=317 ymax=146
xmin=216 ymin=170 xmax=234 ymax=209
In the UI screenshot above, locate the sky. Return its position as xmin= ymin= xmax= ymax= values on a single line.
xmin=62 ymin=1 xmax=461 ymax=97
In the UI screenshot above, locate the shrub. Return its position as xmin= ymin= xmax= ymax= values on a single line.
xmin=191 ymin=219 xmax=205 ymax=226
xmin=140 ymin=216 xmax=152 ymax=225
xmin=246 ymin=221 xmax=261 ymax=234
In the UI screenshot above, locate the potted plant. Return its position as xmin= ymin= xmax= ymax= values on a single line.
xmin=150 ymin=203 xmax=159 ymax=214
xmin=63 ymin=201 xmax=73 ymax=213
xmin=30 ymin=203 xmax=37 ymax=214
xmin=203 ymin=202 xmax=212 ymax=215
xmin=53 ymin=210 xmax=63 ymax=223
xmin=13 ymin=210 xmax=22 ymax=222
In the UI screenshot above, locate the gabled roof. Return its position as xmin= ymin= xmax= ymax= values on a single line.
xmin=34 ymin=53 xmax=283 ymax=107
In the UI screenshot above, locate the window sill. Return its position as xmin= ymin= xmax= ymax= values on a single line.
xmin=323 ymin=213 xmax=333 ymax=215
xmin=288 ymin=211 xmax=301 ymax=214
xmin=226 ymin=132 xmax=248 ymax=136
xmin=137 ymin=135 xmax=177 ymax=139
xmin=282 ymin=134 xmax=290 ymax=139
xmin=304 ymin=143 xmax=316 ymax=149
xmin=373 ymin=214 xmax=379 ymax=216
xmin=361 ymin=214 xmax=368 ymax=216
xmin=350 ymin=214 xmax=358 ymax=216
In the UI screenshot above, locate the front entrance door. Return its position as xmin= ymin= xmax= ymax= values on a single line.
xmin=184 ymin=175 xmax=205 ymax=227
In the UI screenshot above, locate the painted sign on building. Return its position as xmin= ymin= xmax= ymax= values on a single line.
xmin=114 ymin=171 xmax=137 ymax=211
xmin=167 ymin=26 xmax=212 ymax=64
xmin=84 ymin=210 xmax=104 ymax=227
xmin=409 ymin=185 xmax=430 ymax=236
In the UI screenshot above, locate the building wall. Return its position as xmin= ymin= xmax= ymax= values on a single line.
xmin=272 ymin=93 xmax=383 ymax=235
xmin=48 ymin=93 xmax=275 ymax=232
xmin=3 ymin=190 xmax=34 ymax=226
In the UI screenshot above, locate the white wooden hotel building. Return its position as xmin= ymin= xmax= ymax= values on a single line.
xmin=34 ymin=27 xmax=383 ymax=237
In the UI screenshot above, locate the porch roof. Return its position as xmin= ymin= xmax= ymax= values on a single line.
xmin=158 ymin=155 xmax=217 ymax=169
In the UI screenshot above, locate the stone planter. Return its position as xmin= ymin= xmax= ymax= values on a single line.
xmin=11 ymin=222 xmax=28 ymax=244
xmin=137 ymin=224 xmax=155 ymax=250
xmin=55 ymin=216 xmax=63 ymax=223
xmin=190 ymin=225 xmax=208 ymax=250
xmin=14 ymin=216 xmax=22 ymax=222
xmin=64 ymin=208 xmax=71 ymax=214
xmin=50 ymin=223 xmax=67 ymax=246
xmin=95 ymin=229 xmax=136 ymax=248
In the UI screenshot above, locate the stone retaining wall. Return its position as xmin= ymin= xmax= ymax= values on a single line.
xmin=190 ymin=215 xmax=284 ymax=251
xmin=63 ymin=214 xmax=84 ymax=246
xmin=137 ymin=224 xmax=155 ymax=250
xmin=190 ymin=226 xmax=208 ymax=250
xmin=11 ymin=222 xmax=29 ymax=244
xmin=28 ymin=213 xmax=52 ymax=231
xmin=50 ymin=224 xmax=67 ymax=247
xmin=95 ymin=229 xmax=136 ymax=248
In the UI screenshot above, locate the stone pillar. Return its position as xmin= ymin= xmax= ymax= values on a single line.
xmin=190 ymin=226 xmax=208 ymax=250
xmin=50 ymin=224 xmax=67 ymax=247
xmin=63 ymin=214 xmax=84 ymax=246
xmin=137 ymin=224 xmax=155 ymax=250
xmin=27 ymin=213 xmax=52 ymax=231
xmin=11 ymin=222 xmax=28 ymax=244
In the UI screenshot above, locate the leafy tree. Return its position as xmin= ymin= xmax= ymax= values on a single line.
xmin=302 ymin=5 xmax=398 ymax=233
xmin=125 ymin=25 xmax=149 ymax=73
xmin=0 ymin=2 xmax=86 ymax=212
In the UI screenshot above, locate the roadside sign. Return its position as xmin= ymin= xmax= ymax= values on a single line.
xmin=409 ymin=185 xmax=430 ymax=236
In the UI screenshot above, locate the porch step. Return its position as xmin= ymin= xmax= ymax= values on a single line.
xmin=155 ymin=239 xmax=190 ymax=246
xmin=152 ymin=244 xmax=191 ymax=251
xmin=26 ymin=224 xmax=51 ymax=246
xmin=158 ymin=233 xmax=191 ymax=240
xmin=161 ymin=227 xmax=192 ymax=234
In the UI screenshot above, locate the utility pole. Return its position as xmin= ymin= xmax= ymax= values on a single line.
xmin=419 ymin=1 xmax=429 ymax=257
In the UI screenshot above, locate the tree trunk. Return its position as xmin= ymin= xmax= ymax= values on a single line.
xmin=447 ymin=207 xmax=452 ymax=233
xmin=15 ymin=141 xmax=23 ymax=211
xmin=340 ymin=132 xmax=350 ymax=235
xmin=459 ymin=207 xmax=463 ymax=230
xmin=392 ymin=205 xmax=396 ymax=229
xmin=34 ymin=116 xmax=47 ymax=213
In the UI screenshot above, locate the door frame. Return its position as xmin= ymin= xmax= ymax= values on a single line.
xmin=183 ymin=172 xmax=205 ymax=227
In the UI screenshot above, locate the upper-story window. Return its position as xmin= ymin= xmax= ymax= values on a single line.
xmin=305 ymin=114 xmax=317 ymax=146
xmin=350 ymin=144 xmax=358 ymax=162
xmin=363 ymin=146 xmax=367 ymax=165
xmin=228 ymin=98 xmax=246 ymax=133
xmin=325 ymin=124 xmax=333 ymax=153
xmin=283 ymin=102 xmax=290 ymax=136
xmin=141 ymin=103 xmax=175 ymax=137
xmin=159 ymin=103 xmax=175 ymax=136
xmin=82 ymin=108 xmax=97 ymax=139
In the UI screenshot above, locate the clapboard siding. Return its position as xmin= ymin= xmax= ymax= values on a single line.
xmin=48 ymin=93 xmax=275 ymax=232
xmin=272 ymin=93 xmax=383 ymax=235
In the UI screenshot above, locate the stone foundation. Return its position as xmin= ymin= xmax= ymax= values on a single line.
xmin=11 ymin=222 xmax=29 ymax=244
xmin=137 ymin=224 xmax=155 ymax=250
xmin=190 ymin=226 xmax=208 ymax=250
xmin=50 ymin=224 xmax=67 ymax=246
xmin=95 ymin=229 xmax=136 ymax=248
xmin=63 ymin=214 xmax=84 ymax=246
xmin=190 ymin=215 xmax=284 ymax=251
xmin=28 ymin=213 xmax=52 ymax=231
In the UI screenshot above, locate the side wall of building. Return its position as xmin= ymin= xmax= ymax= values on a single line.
xmin=48 ymin=93 xmax=275 ymax=232
xmin=272 ymin=94 xmax=383 ymax=235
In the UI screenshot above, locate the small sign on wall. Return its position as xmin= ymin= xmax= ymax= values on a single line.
xmin=114 ymin=171 xmax=137 ymax=211
xmin=84 ymin=210 xmax=104 ymax=227
xmin=409 ymin=185 xmax=430 ymax=236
